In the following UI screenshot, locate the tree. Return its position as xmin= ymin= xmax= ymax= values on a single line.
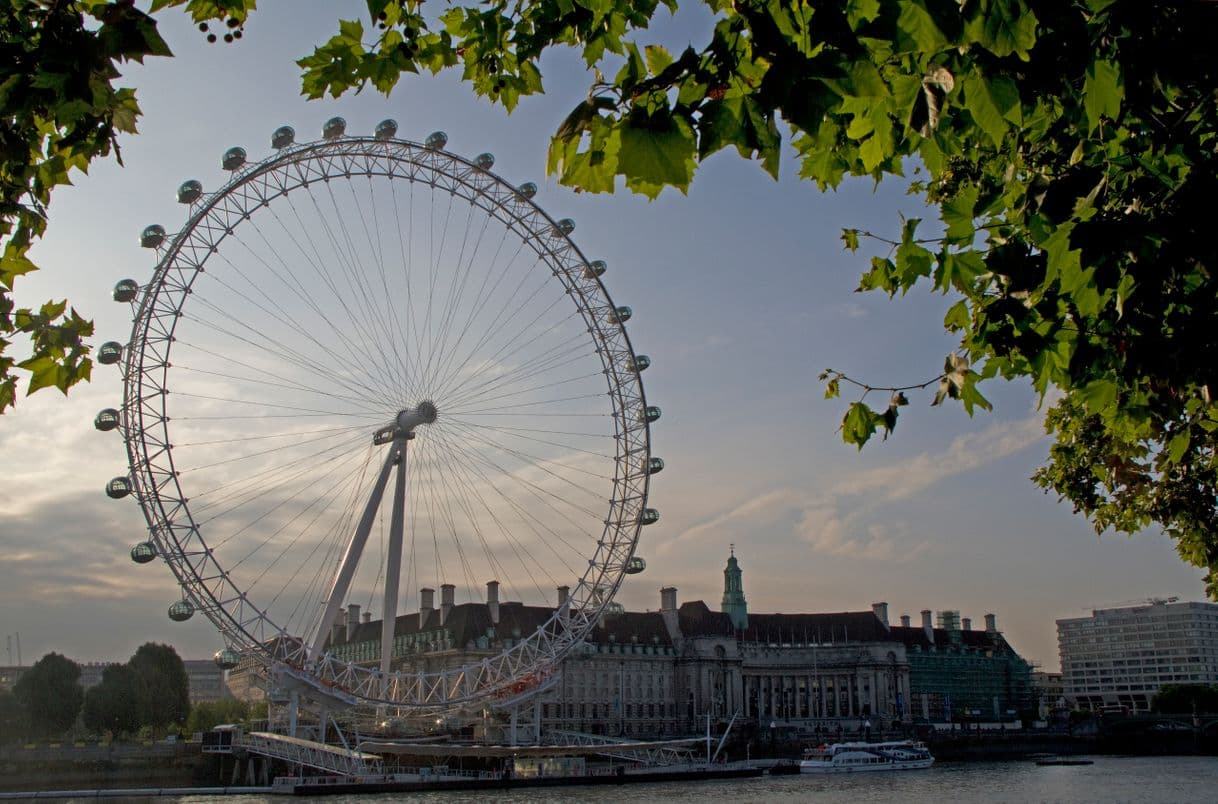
xmin=81 ymin=663 xmax=140 ymax=736
xmin=5 ymin=2 xmax=1218 ymax=593
xmin=1152 ymin=684 xmax=1218 ymax=715
xmin=295 ymin=0 xmax=1218 ymax=598
xmin=0 ymin=688 xmax=27 ymax=743
xmin=185 ymin=697 xmax=248 ymax=735
xmin=11 ymin=652 xmax=83 ymax=737
xmin=127 ymin=642 xmax=190 ymax=730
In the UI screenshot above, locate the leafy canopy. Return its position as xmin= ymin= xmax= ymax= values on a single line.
xmin=3 ymin=2 xmax=1218 ymax=598
xmin=298 ymin=0 xmax=1218 ymax=596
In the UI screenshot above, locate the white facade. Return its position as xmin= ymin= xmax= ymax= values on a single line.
xmin=1057 ymin=600 xmax=1218 ymax=711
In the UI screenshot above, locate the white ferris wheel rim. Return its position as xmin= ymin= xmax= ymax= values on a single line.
xmin=116 ymin=129 xmax=653 ymax=709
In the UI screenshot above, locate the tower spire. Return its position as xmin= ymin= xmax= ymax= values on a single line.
xmin=721 ymin=547 xmax=748 ymax=629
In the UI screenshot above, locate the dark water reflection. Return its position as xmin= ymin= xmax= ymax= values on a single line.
xmin=168 ymin=756 xmax=1218 ymax=804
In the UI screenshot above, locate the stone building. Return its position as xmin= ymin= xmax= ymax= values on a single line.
xmin=231 ymin=550 xmax=1031 ymax=735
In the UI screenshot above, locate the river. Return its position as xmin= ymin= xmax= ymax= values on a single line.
xmin=169 ymin=756 xmax=1218 ymax=803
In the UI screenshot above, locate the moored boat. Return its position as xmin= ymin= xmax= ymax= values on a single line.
xmin=799 ymin=740 xmax=934 ymax=773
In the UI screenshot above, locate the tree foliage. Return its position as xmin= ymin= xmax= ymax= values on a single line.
xmin=81 ymin=663 xmax=140 ymax=736
xmin=11 ymin=652 xmax=83 ymax=737
xmin=128 ymin=642 xmax=190 ymax=729
xmin=4 ymin=2 xmax=1218 ymax=594
xmin=1151 ymin=683 xmax=1218 ymax=715
xmin=297 ymin=0 xmax=1218 ymax=597
xmin=0 ymin=688 xmax=27 ymax=743
xmin=185 ymin=697 xmax=249 ymax=734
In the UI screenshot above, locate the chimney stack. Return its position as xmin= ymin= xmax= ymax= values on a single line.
xmin=660 ymin=587 xmax=678 ymax=612
xmin=962 ymin=617 xmax=972 ymax=631
xmin=347 ymin=604 xmax=361 ymax=637
xmin=921 ymin=609 xmax=934 ymax=644
xmin=420 ymin=588 xmax=435 ymax=629
xmin=900 ymin=614 xmax=911 ymax=628
xmin=362 ymin=611 xmax=371 ymax=624
xmin=440 ymin=583 xmax=455 ymax=625
xmin=985 ymin=613 xmax=997 ymax=633
xmin=556 ymin=585 xmax=569 ymax=608
xmin=871 ymin=602 xmax=889 ymax=627
xmin=487 ymin=580 xmax=500 ymax=625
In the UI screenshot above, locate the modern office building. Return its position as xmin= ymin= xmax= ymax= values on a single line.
xmin=1057 ymin=599 xmax=1218 ymax=711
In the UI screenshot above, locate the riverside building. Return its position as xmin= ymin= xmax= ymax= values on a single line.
xmin=1057 ymin=598 xmax=1218 ymax=712
xmin=233 ymin=551 xmax=1031 ymax=736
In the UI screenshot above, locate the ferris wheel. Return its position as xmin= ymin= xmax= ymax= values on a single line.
xmin=94 ymin=118 xmax=661 ymax=710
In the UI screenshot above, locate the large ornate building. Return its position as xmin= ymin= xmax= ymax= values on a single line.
xmin=235 ymin=551 xmax=1032 ymax=735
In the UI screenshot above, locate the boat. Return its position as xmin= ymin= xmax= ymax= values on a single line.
xmin=798 ymin=740 xmax=935 ymax=773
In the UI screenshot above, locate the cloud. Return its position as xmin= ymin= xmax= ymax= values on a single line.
xmin=660 ymin=412 xmax=1047 ymax=561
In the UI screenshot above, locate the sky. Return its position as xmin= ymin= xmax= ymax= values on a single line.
xmin=0 ymin=2 xmax=1207 ymax=674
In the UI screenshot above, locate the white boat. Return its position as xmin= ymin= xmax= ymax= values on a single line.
xmin=799 ymin=740 xmax=934 ymax=773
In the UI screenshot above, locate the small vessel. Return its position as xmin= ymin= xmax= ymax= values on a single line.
xmin=799 ymin=740 xmax=934 ymax=773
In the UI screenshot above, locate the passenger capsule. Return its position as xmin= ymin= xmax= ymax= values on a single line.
xmin=322 ymin=117 xmax=347 ymax=140
xmin=554 ymin=218 xmax=575 ymax=236
xmin=425 ymin=131 xmax=448 ymax=150
xmin=628 ymin=355 xmax=650 ymax=373
xmin=214 ymin=648 xmax=241 ymax=670
xmin=94 ymin=408 xmax=121 ymax=432
xmin=222 ymin=147 xmax=247 ymax=171
xmin=584 ymin=260 xmax=607 ymax=279
xmin=140 ymin=225 xmax=166 ymax=249
xmin=113 ymin=279 xmax=139 ymax=303
xmin=639 ymin=508 xmax=660 ymax=526
xmin=176 ymin=180 xmax=203 ymax=204
xmin=97 ymin=341 xmax=123 ymax=365
xmin=625 ymin=556 xmax=647 ymax=575
xmin=608 ymin=306 xmax=632 ymax=324
xmin=168 ymin=600 xmax=195 ymax=622
xmin=130 ymin=541 xmax=157 ymax=564
xmin=517 ymin=182 xmax=538 ymax=199
xmin=106 ymin=476 xmax=133 ymax=499
xmin=474 ymin=152 xmax=495 ymax=170
xmin=647 ymin=457 xmax=664 ymax=475
xmin=375 ymin=119 xmax=398 ymax=140
xmin=271 ymin=125 xmax=296 ymax=149
xmin=643 ymin=405 xmax=662 ymax=423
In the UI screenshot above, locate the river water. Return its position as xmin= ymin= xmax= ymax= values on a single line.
xmin=170 ymin=756 xmax=1218 ymax=804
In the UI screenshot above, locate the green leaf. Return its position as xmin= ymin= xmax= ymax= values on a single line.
xmin=963 ymin=73 xmax=1021 ymax=147
xmin=842 ymin=402 xmax=878 ymax=449
xmin=617 ymin=115 xmax=696 ymax=198
xmin=845 ymin=0 xmax=881 ymax=29
xmin=644 ymin=45 xmax=673 ymax=75
xmin=1166 ymin=431 xmax=1190 ymax=465
xmin=1080 ymin=379 xmax=1118 ymax=414
xmin=895 ymin=0 xmax=949 ymax=54
xmin=1083 ymin=59 xmax=1123 ymax=133
xmin=965 ymin=0 xmax=1038 ymax=60
xmin=944 ymin=299 xmax=970 ymax=330
xmin=841 ymin=229 xmax=860 ymax=252
xmin=941 ymin=185 xmax=979 ymax=244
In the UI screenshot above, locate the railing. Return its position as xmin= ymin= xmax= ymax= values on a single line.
xmin=236 ymin=731 xmax=382 ymax=776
